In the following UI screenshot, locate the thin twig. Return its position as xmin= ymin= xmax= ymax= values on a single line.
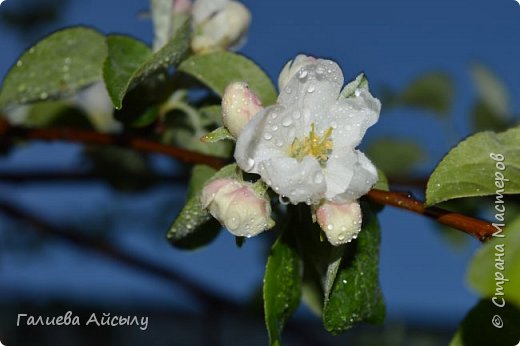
xmin=366 ymin=189 xmax=496 ymax=241
xmin=0 ymin=118 xmax=226 ymax=169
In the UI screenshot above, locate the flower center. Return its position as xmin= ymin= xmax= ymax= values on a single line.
xmin=289 ymin=123 xmax=333 ymax=164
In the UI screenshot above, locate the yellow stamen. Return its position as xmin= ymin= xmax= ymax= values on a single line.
xmin=289 ymin=123 xmax=333 ymax=163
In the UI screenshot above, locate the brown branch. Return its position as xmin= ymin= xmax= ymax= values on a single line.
xmin=366 ymin=189 xmax=496 ymax=241
xmin=0 ymin=118 xmax=226 ymax=170
xmin=0 ymin=118 xmax=496 ymax=242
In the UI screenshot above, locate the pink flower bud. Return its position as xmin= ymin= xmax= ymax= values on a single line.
xmin=316 ymin=201 xmax=362 ymax=246
xmin=201 ymin=178 xmax=274 ymax=237
xmin=222 ymin=82 xmax=263 ymax=138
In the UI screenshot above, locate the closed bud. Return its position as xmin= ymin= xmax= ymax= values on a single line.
xmin=222 ymin=82 xmax=263 ymax=137
xmin=191 ymin=0 xmax=251 ymax=53
xmin=278 ymin=54 xmax=316 ymax=91
xmin=316 ymin=200 xmax=362 ymax=246
xmin=201 ymin=178 xmax=274 ymax=238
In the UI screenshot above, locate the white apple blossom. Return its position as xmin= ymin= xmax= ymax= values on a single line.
xmin=191 ymin=0 xmax=251 ymax=53
xmin=222 ymin=82 xmax=264 ymax=138
xmin=234 ymin=56 xmax=380 ymax=206
xmin=316 ymin=201 xmax=362 ymax=246
xmin=201 ymin=178 xmax=274 ymax=237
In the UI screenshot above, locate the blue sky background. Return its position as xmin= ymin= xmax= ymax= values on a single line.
xmin=1 ymin=0 xmax=519 ymax=330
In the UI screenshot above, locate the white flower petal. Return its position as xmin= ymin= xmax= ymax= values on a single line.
xmin=278 ymin=59 xmax=344 ymax=125
xmin=330 ymin=89 xmax=380 ymax=149
xmin=259 ymin=156 xmax=325 ymax=204
xmin=235 ymin=106 xmax=288 ymax=174
xmin=323 ymin=149 xmax=357 ymax=200
xmin=331 ymin=150 xmax=378 ymax=203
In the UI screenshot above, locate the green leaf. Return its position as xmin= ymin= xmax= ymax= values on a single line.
xmin=466 ymin=215 xmax=520 ymax=308
xmin=201 ymin=126 xmax=234 ymax=142
xmin=367 ymin=138 xmax=427 ymax=176
xmin=426 ymin=125 xmax=520 ymax=206
xmin=323 ymin=204 xmax=385 ymax=334
xmin=103 ymin=35 xmax=152 ymax=109
xmin=167 ymin=164 xmax=238 ymax=249
xmin=373 ymin=168 xmax=390 ymax=192
xmin=0 ymin=27 xmax=107 ymax=109
xmin=341 ymin=73 xmax=369 ymax=98
xmin=470 ymin=63 xmax=510 ymax=117
xmin=263 ymin=230 xmax=302 ymax=346
xmin=178 ymin=52 xmax=277 ymax=105
xmin=450 ymin=300 xmax=520 ymax=346
xmin=103 ymin=19 xmax=191 ymax=109
xmin=386 ymin=72 xmax=454 ymax=116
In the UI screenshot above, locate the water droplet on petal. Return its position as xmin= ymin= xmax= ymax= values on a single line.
xmin=338 ymin=233 xmax=346 ymax=241
xmin=327 ymin=224 xmax=333 ymax=231
xmin=313 ymin=172 xmax=324 ymax=184
xmin=282 ymin=117 xmax=293 ymax=127
xmin=227 ymin=214 xmax=241 ymax=231
xmin=307 ymin=85 xmax=316 ymax=93
xmin=263 ymin=132 xmax=273 ymax=140
xmin=279 ymin=195 xmax=290 ymax=205
xmin=245 ymin=158 xmax=255 ymax=170
xmin=271 ymin=125 xmax=279 ymax=132
xmin=275 ymin=139 xmax=283 ymax=147
xmin=355 ymin=88 xmax=361 ymax=97
xmin=16 ymin=60 xmax=23 ymax=67
xmin=293 ymin=111 xmax=301 ymax=120
xmin=299 ymin=70 xmax=308 ymax=79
